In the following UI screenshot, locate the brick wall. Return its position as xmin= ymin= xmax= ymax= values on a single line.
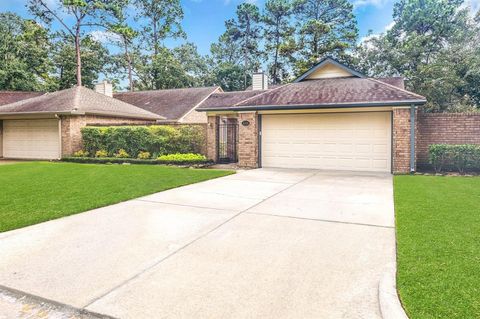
xmin=393 ymin=108 xmax=414 ymax=173
xmin=60 ymin=115 xmax=156 ymax=157
xmin=417 ymin=112 xmax=480 ymax=167
xmin=206 ymin=116 xmax=218 ymax=161
xmin=238 ymin=112 xmax=258 ymax=168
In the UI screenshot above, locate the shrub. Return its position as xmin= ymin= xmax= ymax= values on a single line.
xmin=73 ymin=150 xmax=89 ymax=157
xmin=157 ymin=153 xmax=207 ymax=163
xmin=137 ymin=151 xmax=151 ymax=159
xmin=115 ymin=149 xmax=130 ymax=158
xmin=95 ymin=150 xmax=108 ymax=158
xmin=429 ymin=144 xmax=480 ymax=173
xmin=81 ymin=125 xmax=206 ymax=158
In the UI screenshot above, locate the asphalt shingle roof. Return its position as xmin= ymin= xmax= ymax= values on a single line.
xmin=114 ymin=87 xmax=220 ymax=121
xmin=198 ymin=77 xmax=425 ymax=111
xmin=0 ymin=91 xmax=45 ymax=106
xmin=0 ymin=86 xmax=162 ymax=120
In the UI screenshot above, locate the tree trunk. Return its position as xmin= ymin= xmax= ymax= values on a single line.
xmin=124 ymin=37 xmax=134 ymax=92
xmin=75 ymin=23 xmax=82 ymax=87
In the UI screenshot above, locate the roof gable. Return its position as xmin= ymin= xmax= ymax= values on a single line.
xmin=114 ymin=86 xmax=220 ymax=121
xmin=0 ymin=86 xmax=162 ymax=120
xmin=294 ymin=57 xmax=365 ymax=82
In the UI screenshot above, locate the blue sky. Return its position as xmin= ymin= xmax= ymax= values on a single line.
xmin=1 ymin=0 xmax=398 ymax=55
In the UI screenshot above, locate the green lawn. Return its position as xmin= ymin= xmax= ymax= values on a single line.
xmin=394 ymin=175 xmax=480 ymax=319
xmin=0 ymin=162 xmax=232 ymax=233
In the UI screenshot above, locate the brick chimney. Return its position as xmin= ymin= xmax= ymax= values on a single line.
xmin=95 ymin=80 xmax=113 ymax=97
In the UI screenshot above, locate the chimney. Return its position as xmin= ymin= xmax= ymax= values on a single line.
xmin=252 ymin=69 xmax=268 ymax=90
xmin=95 ymin=80 xmax=113 ymax=97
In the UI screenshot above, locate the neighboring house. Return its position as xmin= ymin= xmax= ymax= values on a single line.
xmin=0 ymin=86 xmax=161 ymax=160
xmin=114 ymin=86 xmax=222 ymax=124
xmin=197 ymin=57 xmax=427 ymax=174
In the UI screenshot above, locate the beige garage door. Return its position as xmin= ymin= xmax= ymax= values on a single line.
xmin=261 ymin=112 xmax=392 ymax=172
xmin=3 ymin=119 xmax=60 ymax=159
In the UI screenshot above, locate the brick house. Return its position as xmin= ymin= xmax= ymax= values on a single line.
xmin=0 ymin=86 xmax=161 ymax=159
xmin=197 ymin=57 xmax=427 ymax=174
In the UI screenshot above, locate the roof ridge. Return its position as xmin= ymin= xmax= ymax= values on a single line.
xmin=367 ymin=78 xmax=426 ymax=100
xmin=234 ymin=84 xmax=290 ymax=106
xmin=177 ymin=87 xmax=222 ymax=121
xmin=114 ymin=86 xmax=220 ymax=95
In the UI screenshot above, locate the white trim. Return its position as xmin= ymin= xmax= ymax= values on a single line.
xmin=178 ymin=87 xmax=222 ymax=123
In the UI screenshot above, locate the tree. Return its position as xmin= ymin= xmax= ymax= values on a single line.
xmin=173 ymin=43 xmax=211 ymax=87
xmin=134 ymin=0 xmax=184 ymax=90
xmin=263 ymin=0 xmax=295 ymax=84
xmin=0 ymin=13 xmax=52 ymax=91
xmin=356 ymin=0 xmax=480 ymax=112
xmin=51 ymin=34 xmax=109 ymax=90
xmin=293 ymin=0 xmax=358 ymax=74
xmin=28 ymin=0 xmax=124 ymax=87
xmin=228 ymin=3 xmax=263 ymax=89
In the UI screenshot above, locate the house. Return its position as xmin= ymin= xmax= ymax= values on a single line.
xmin=113 ymin=86 xmax=222 ymax=124
xmin=0 ymin=86 xmax=161 ymax=160
xmin=197 ymin=57 xmax=427 ymax=174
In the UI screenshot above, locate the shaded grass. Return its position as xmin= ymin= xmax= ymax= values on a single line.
xmin=394 ymin=175 xmax=480 ymax=319
xmin=0 ymin=162 xmax=233 ymax=232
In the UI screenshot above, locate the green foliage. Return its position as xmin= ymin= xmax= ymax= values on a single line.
xmin=81 ymin=125 xmax=205 ymax=158
xmin=95 ymin=149 xmax=108 ymax=158
xmin=62 ymin=155 xmax=211 ymax=165
xmin=355 ymin=0 xmax=480 ymax=112
xmin=292 ymin=0 xmax=358 ymax=74
xmin=263 ymin=0 xmax=295 ymax=84
xmin=73 ymin=150 xmax=89 ymax=157
xmin=137 ymin=151 xmax=151 ymax=159
xmin=0 ymin=13 xmax=52 ymax=91
xmin=429 ymin=144 xmax=480 ymax=173
xmin=157 ymin=153 xmax=207 ymax=163
xmin=51 ymin=34 xmax=110 ymax=90
xmin=114 ymin=149 xmax=130 ymax=158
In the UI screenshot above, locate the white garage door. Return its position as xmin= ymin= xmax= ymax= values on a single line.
xmin=3 ymin=119 xmax=60 ymax=159
xmin=261 ymin=112 xmax=392 ymax=172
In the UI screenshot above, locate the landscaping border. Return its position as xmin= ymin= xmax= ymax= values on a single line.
xmin=62 ymin=157 xmax=213 ymax=167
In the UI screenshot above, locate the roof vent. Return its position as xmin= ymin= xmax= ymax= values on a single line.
xmin=95 ymin=80 xmax=113 ymax=97
xmin=252 ymin=70 xmax=268 ymax=91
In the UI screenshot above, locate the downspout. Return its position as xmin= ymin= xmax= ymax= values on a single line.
xmin=410 ymin=105 xmax=416 ymax=173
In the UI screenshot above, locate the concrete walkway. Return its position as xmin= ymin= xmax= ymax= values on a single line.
xmin=0 ymin=169 xmax=395 ymax=319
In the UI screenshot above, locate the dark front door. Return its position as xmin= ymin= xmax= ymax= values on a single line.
xmin=217 ymin=123 xmax=238 ymax=163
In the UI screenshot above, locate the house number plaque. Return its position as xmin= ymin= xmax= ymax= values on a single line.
xmin=241 ymin=120 xmax=250 ymax=126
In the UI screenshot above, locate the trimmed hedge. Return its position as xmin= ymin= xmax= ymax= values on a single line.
xmin=429 ymin=144 xmax=480 ymax=173
xmin=81 ymin=125 xmax=205 ymax=158
xmin=62 ymin=156 xmax=212 ymax=166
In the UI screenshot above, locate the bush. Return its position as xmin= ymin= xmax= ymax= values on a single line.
xmin=115 ymin=149 xmax=130 ymax=158
xmin=429 ymin=144 xmax=480 ymax=173
xmin=81 ymin=125 xmax=205 ymax=158
xmin=95 ymin=150 xmax=108 ymax=158
xmin=73 ymin=150 xmax=89 ymax=157
xmin=62 ymin=156 xmax=212 ymax=166
xmin=157 ymin=153 xmax=207 ymax=163
xmin=137 ymin=151 xmax=151 ymax=159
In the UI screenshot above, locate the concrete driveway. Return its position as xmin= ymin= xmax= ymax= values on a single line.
xmin=0 ymin=169 xmax=395 ymax=319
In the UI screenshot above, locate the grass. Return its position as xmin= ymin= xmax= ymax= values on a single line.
xmin=0 ymin=162 xmax=233 ymax=233
xmin=394 ymin=175 xmax=480 ymax=319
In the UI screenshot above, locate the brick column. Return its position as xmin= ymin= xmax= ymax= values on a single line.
xmin=206 ymin=115 xmax=218 ymax=162
xmin=60 ymin=115 xmax=86 ymax=157
xmin=238 ymin=112 xmax=259 ymax=168
xmin=393 ymin=108 xmax=415 ymax=173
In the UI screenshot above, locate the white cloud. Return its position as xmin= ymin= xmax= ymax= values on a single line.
xmin=89 ymin=30 xmax=121 ymax=44
xmin=352 ymin=0 xmax=389 ymax=8
xmin=464 ymin=0 xmax=480 ymax=15
xmin=359 ymin=20 xmax=394 ymax=46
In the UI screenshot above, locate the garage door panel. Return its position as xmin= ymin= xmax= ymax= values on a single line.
xmin=3 ymin=119 xmax=60 ymax=160
xmin=261 ymin=113 xmax=391 ymax=172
